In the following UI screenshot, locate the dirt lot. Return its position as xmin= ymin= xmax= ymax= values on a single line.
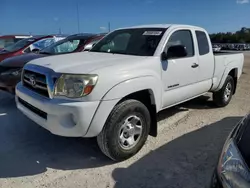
xmin=1 ymin=52 xmax=250 ymax=188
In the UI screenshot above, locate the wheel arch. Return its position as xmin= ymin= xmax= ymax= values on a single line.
xmin=85 ymin=77 xmax=162 ymax=137
xmin=215 ymin=67 xmax=238 ymax=94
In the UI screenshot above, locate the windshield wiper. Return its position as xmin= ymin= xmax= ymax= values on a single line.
xmin=110 ymin=51 xmax=127 ymax=55
xmin=89 ymin=50 xmax=127 ymax=55
xmin=39 ymin=51 xmax=52 ymax=55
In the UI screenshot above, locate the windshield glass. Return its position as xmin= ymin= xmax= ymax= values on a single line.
xmin=40 ymin=38 xmax=82 ymax=54
xmin=90 ymin=28 xmax=166 ymax=56
xmin=0 ymin=38 xmax=14 ymax=48
xmin=4 ymin=38 xmax=35 ymax=52
xmin=0 ymin=39 xmax=5 ymax=49
xmin=31 ymin=38 xmax=54 ymax=50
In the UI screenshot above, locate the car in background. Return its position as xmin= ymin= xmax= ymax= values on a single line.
xmin=213 ymin=45 xmax=221 ymax=52
xmin=211 ymin=114 xmax=250 ymax=188
xmin=0 ymin=35 xmax=66 ymax=62
xmin=247 ymin=44 xmax=250 ymax=50
xmin=0 ymin=33 xmax=104 ymax=93
xmin=0 ymin=35 xmax=31 ymax=50
xmin=235 ymin=44 xmax=248 ymax=51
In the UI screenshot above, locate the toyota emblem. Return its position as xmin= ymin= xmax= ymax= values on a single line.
xmin=29 ymin=75 xmax=36 ymax=87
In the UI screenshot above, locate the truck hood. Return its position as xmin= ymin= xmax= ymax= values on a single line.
xmin=0 ymin=53 xmax=48 ymax=68
xmin=28 ymin=52 xmax=147 ymax=73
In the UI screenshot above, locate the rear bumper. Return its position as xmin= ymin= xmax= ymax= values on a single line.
xmin=16 ymin=82 xmax=100 ymax=137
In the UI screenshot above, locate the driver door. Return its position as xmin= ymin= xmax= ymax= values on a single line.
xmin=161 ymin=29 xmax=200 ymax=108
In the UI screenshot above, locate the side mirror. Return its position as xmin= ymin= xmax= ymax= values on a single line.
xmin=161 ymin=52 xmax=168 ymax=61
xmin=163 ymin=45 xmax=187 ymax=60
xmin=83 ymin=43 xmax=96 ymax=51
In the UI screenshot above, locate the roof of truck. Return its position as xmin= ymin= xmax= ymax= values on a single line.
xmin=120 ymin=24 xmax=204 ymax=30
xmin=128 ymin=24 xmax=173 ymax=28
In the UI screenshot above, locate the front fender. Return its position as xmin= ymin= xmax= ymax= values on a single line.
xmin=84 ymin=76 xmax=162 ymax=137
xmin=102 ymin=76 xmax=162 ymax=111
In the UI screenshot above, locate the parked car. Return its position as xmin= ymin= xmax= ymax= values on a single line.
xmin=0 ymin=34 xmax=104 ymax=93
xmin=211 ymin=114 xmax=250 ymax=188
xmin=0 ymin=35 xmax=66 ymax=62
xmin=213 ymin=45 xmax=221 ymax=52
xmin=15 ymin=24 xmax=244 ymax=161
xmin=235 ymin=44 xmax=248 ymax=51
xmin=0 ymin=35 xmax=31 ymax=50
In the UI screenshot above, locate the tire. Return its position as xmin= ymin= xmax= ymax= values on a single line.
xmin=97 ymin=99 xmax=151 ymax=161
xmin=213 ymin=75 xmax=234 ymax=107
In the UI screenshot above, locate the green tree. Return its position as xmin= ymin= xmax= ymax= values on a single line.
xmin=210 ymin=27 xmax=250 ymax=43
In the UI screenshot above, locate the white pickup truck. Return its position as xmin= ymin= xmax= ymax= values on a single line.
xmin=16 ymin=24 xmax=244 ymax=161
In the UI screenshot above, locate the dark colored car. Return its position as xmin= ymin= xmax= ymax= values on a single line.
xmin=0 ymin=33 xmax=104 ymax=93
xmin=0 ymin=35 xmax=66 ymax=62
xmin=0 ymin=35 xmax=31 ymax=50
xmin=211 ymin=114 xmax=250 ymax=188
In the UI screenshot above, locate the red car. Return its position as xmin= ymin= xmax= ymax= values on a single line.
xmin=0 ymin=35 xmax=66 ymax=62
xmin=0 ymin=35 xmax=31 ymax=50
xmin=0 ymin=33 xmax=104 ymax=93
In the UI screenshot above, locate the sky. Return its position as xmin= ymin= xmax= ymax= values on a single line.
xmin=1 ymin=0 xmax=250 ymax=35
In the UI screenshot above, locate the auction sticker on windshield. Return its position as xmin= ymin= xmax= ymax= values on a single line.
xmin=143 ymin=31 xmax=162 ymax=36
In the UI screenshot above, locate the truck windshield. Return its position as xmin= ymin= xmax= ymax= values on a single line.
xmin=90 ymin=28 xmax=166 ymax=56
xmin=40 ymin=38 xmax=82 ymax=55
xmin=4 ymin=38 xmax=35 ymax=52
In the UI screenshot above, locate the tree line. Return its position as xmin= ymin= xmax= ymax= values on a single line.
xmin=210 ymin=27 xmax=250 ymax=43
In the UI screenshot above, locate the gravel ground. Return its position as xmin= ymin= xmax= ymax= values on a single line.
xmin=0 ymin=52 xmax=250 ymax=188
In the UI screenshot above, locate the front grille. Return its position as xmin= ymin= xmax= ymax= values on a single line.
xmin=23 ymin=70 xmax=49 ymax=98
xmin=18 ymin=97 xmax=47 ymax=119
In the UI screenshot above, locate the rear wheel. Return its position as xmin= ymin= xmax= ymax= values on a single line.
xmin=97 ymin=99 xmax=151 ymax=161
xmin=213 ymin=75 xmax=234 ymax=107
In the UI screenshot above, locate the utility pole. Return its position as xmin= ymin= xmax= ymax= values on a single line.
xmin=59 ymin=28 xmax=62 ymax=34
xmin=108 ymin=22 xmax=111 ymax=32
xmin=76 ymin=1 xmax=80 ymax=33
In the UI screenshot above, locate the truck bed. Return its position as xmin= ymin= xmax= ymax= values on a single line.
xmin=213 ymin=51 xmax=243 ymax=56
xmin=212 ymin=51 xmax=244 ymax=91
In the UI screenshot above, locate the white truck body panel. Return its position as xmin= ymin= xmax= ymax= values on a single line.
xmin=15 ymin=24 xmax=244 ymax=138
xmin=211 ymin=53 xmax=244 ymax=91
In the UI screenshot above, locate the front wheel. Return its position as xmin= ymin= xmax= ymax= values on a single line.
xmin=213 ymin=75 xmax=234 ymax=107
xmin=97 ymin=99 xmax=151 ymax=161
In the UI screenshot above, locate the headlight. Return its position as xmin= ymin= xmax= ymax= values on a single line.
xmin=54 ymin=74 xmax=98 ymax=98
xmin=0 ymin=68 xmax=22 ymax=76
xmin=218 ymin=140 xmax=250 ymax=187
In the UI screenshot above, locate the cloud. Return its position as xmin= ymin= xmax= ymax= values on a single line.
xmin=236 ymin=0 xmax=249 ymax=4
xmin=100 ymin=26 xmax=107 ymax=31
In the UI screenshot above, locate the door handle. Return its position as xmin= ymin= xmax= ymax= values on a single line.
xmin=191 ymin=63 xmax=199 ymax=68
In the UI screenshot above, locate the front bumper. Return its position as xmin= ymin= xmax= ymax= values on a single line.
xmin=211 ymin=170 xmax=223 ymax=188
xmin=213 ymin=115 xmax=250 ymax=187
xmin=16 ymin=82 xmax=100 ymax=137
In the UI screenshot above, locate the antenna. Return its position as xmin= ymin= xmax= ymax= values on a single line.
xmin=76 ymin=1 xmax=80 ymax=32
xmin=108 ymin=22 xmax=111 ymax=32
